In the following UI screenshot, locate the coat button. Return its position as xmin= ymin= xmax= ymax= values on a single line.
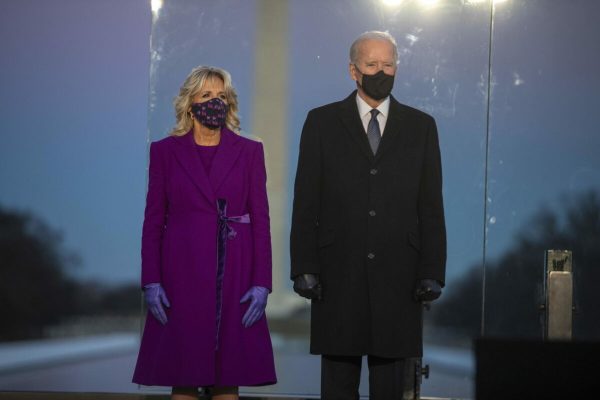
xmin=370 ymin=168 xmax=378 ymax=175
xmin=367 ymin=253 xmax=375 ymax=259
xmin=369 ymin=210 xmax=376 ymax=216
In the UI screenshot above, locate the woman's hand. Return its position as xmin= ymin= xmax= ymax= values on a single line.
xmin=240 ymin=286 xmax=269 ymax=328
xmin=143 ymin=283 xmax=170 ymax=325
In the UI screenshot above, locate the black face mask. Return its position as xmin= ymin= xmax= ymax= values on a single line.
xmin=355 ymin=66 xmax=395 ymax=100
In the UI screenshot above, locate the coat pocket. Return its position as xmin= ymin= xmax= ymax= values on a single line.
xmin=407 ymin=231 xmax=421 ymax=253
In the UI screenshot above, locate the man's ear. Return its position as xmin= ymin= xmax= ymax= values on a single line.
xmin=349 ymin=63 xmax=359 ymax=82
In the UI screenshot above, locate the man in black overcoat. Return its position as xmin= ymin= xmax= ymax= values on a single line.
xmin=290 ymin=31 xmax=447 ymax=399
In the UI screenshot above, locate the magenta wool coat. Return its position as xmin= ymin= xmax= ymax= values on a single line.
xmin=132 ymin=128 xmax=276 ymax=387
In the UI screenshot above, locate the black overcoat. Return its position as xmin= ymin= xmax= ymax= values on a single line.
xmin=290 ymin=91 xmax=446 ymax=358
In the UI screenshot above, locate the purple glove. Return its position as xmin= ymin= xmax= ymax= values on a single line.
xmin=240 ymin=286 xmax=269 ymax=328
xmin=144 ymin=283 xmax=170 ymax=325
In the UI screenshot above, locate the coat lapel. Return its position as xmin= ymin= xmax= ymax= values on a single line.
xmin=374 ymin=96 xmax=406 ymax=163
xmin=339 ymin=91 xmax=375 ymax=162
xmin=209 ymin=127 xmax=244 ymax=195
xmin=172 ymin=131 xmax=216 ymax=204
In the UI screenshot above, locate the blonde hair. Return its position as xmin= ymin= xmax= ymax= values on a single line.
xmin=170 ymin=65 xmax=241 ymax=136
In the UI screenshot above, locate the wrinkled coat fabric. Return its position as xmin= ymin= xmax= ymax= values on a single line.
xmin=290 ymin=92 xmax=447 ymax=358
xmin=133 ymin=128 xmax=276 ymax=387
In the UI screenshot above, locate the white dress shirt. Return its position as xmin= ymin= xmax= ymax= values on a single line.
xmin=356 ymin=93 xmax=390 ymax=136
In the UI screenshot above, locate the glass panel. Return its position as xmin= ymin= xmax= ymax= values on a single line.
xmin=1 ymin=0 xmax=497 ymax=398
xmin=287 ymin=2 xmax=491 ymax=398
xmin=483 ymin=0 xmax=600 ymax=341
xmin=145 ymin=1 xmax=490 ymax=398
xmin=3 ymin=1 xmax=597 ymax=397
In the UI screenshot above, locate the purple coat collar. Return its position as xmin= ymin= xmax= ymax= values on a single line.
xmin=172 ymin=127 xmax=243 ymax=205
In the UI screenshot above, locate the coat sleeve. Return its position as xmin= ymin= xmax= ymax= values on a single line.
xmin=141 ymin=141 xmax=168 ymax=287
xmin=290 ymin=110 xmax=321 ymax=278
xmin=248 ymin=142 xmax=273 ymax=291
xmin=417 ymin=117 xmax=447 ymax=286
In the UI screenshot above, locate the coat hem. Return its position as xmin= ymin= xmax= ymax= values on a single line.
xmin=309 ymin=349 xmax=423 ymax=358
xmin=132 ymin=378 xmax=277 ymax=387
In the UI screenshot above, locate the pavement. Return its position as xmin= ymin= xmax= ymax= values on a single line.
xmin=0 ymin=333 xmax=473 ymax=399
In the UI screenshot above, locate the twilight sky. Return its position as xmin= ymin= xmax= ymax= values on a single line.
xmin=1 ymin=0 xmax=599 ymax=287
xmin=0 ymin=0 xmax=151 ymax=284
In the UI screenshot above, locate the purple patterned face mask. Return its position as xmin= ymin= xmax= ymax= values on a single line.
xmin=191 ymin=97 xmax=228 ymax=129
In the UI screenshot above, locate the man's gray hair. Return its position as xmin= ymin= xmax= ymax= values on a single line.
xmin=349 ymin=30 xmax=399 ymax=64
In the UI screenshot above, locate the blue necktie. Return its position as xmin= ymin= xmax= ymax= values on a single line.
xmin=367 ymin=109 xmax=381 ymax=155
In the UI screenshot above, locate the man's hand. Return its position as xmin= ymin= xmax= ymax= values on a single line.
xmin=413 ymin=279 xmax=442 ymax=302
xmin=293 ymin=274 xmax=323 ymax=300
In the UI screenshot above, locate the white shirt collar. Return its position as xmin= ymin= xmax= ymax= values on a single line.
xmin=356 ymin=92 xmax=390 ymax=119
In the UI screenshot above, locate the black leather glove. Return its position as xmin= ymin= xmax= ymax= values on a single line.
xmin=293 ymin=274 xmax=322 ymax=300
xmin=414 ymin=279 xmax=442 ymax=302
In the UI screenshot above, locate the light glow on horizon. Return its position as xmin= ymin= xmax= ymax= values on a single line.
xmin=465 ymin=0 xmax=510 ymax=5
xmin=382 ymin=0 xmax=442 ymax=8
xmin=151 ymin=0 xmax=163 ymax=14
xmin=382 ymin=0 xmax=404 ymax=6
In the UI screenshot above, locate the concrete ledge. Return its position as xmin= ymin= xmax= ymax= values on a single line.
xmin=0 ymin=334 xmax=139 ymax=374
xmin=0 ymin=393 xmax=452 ymax=400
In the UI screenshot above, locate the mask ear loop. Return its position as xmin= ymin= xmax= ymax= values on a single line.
xmin=353 ymin=64 xmax=365 ymax=90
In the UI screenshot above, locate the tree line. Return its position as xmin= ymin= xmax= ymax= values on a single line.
xmin=2 ymin=190 xmax=599 ymax=342
xmin=0 ymin=207 xmax=140 ymax=341
xmin=431 ymin=190 xmax=600 ymax=341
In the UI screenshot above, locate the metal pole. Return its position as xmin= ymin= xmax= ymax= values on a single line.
xmin=542 ymin=250 xmax=573 ymax=340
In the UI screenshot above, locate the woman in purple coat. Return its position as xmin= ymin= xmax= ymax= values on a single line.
xmin=132 ymin=66 xmax=277 ymax=399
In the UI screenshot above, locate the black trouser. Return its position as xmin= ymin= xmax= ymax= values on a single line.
xmin=321 ymin=354 xmax=406 ymax=400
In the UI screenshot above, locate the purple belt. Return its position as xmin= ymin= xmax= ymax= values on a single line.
xmin=215 ymin=198 xmax=250 ymax=350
